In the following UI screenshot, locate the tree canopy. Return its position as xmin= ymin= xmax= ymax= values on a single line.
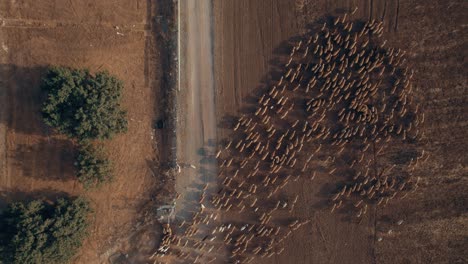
xmin=41 ymin=66 xmax=128 ymax=141
xmin=76 ymin=143 xmax=113 ymax=190
xmin=0 ymin=197 xmax=91 ymax=264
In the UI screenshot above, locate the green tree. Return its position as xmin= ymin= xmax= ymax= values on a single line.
xmin=76 ymin=143 xmax=113 ymax=190
xmin=41 ymin=66 xmax=128 ymax=141
xmin=0 ymin=197 xmax=91 ymax=264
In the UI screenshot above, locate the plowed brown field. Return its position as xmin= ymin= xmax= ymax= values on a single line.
xmin=212 ymin=1 xmax=467 ymax=264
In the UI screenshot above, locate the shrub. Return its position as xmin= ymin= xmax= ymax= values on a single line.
xmin=76 ymin=143 xmax=113 ymax=190
xmin=0 ymin=197 xmax=91 ymax=264
xmin=41 ymin=66 xmax=128 ymax=141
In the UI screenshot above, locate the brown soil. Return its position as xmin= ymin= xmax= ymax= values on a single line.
xmin=1 ymin=1 xmax=466 ymax=264
xmin=0 ymin=1 xmax=174 ymax=263
xmin=211 ymin=1 xmax=467 ymax=264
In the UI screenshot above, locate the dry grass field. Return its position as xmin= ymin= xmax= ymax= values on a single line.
xmin=0 ymin=1 xmax=172 ymax=263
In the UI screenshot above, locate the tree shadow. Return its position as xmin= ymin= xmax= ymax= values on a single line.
xmin=10 ymin=138 xmax=77 ymax=182
xmin=0 ymin=188 xmax=70 ymax=210
xmin=0 ymin=64 xmax=50 ymax=136
xmin=146 ymin=158 xmax=175 ymax=206
xmin=146 ymin=0 xmax=178 ymax=168
xmin=0 ymin=64 xmax=79 ymax=182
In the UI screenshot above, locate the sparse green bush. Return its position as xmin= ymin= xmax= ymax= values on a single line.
xmin=76 ymin=143 xmax=113 ymax=190
xmin=0 ymin=197 xmax=91 ymax=264
xmin=41 ymin=66 xmax=128 ymax=141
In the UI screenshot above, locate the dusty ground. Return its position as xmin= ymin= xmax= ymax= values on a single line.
xmin=0 ymin=1 xmax=168 ymax=263
xmin=211 ymin=0 xmax=467 ymax=264
xmin=171 ymin=0 xmax=226 ymax=261
xmin=176 ymin=0 xmax=217 ymax=220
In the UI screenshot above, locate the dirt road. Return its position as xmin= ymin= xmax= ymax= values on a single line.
xmin=176 ymin=0 xmax=217 ymax=222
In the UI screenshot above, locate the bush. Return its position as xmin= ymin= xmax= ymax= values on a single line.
xmin=76 ymin=143 xmax=113 ymax=190
xmin=0 ymin=197 xmax=91 ymax=264
xmin=41 ymin=66 xmax=128 ymax=141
